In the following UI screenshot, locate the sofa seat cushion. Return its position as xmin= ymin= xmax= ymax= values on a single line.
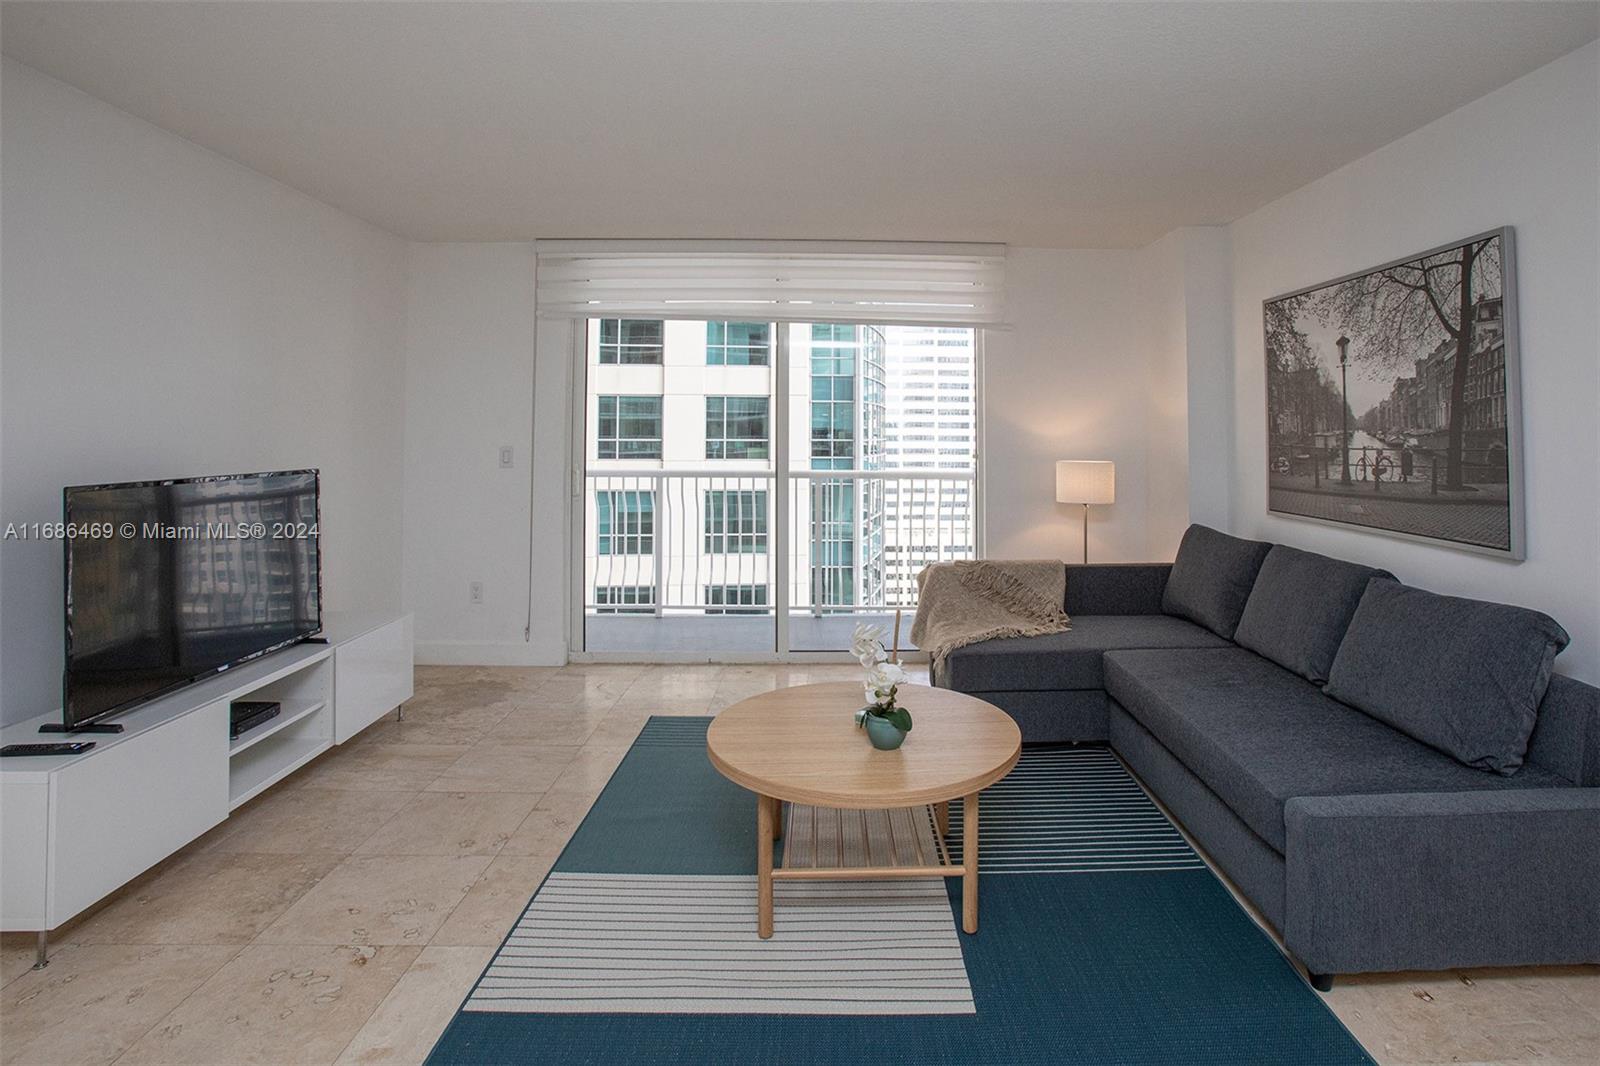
xmin=1104 ymin=647 xmax=1572 ymax=854
xmin=940 ymin=615 xmax=1229 ymax=692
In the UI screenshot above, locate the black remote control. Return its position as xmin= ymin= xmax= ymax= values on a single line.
xmin=1 ymin=742 xmax=96 ymax=757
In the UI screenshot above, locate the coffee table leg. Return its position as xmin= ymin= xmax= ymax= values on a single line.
xmin=772 ymin=797 xmax=783 ymax=841
xmin=962 ymin=792 xmax=979 ymax=934
xmin=757 ymin=793 xmax=775 ymax=939
xmin=935 ymin=800 xmax=950 ymax=838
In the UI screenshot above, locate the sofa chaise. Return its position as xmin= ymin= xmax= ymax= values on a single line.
xmin=934 ymin=524 xmax=1600 ymax=988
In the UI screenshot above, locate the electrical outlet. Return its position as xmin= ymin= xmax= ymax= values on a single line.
xmin=469 ymin=581 xmax=484 ymax=604
xmin=498 ymin=445 xmax=514 ymax=468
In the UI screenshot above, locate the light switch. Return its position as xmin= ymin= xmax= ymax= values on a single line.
xmin=498 ymin=445 xmax=514 ymax=468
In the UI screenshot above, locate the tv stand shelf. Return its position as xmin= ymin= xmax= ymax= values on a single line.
xmin=1 ymin=610 xmax=413 ymax=962
xmin=228 ymin=698 xmax=327 ymax=757
xmin=230 ymin=735 xmax=328 ymax=808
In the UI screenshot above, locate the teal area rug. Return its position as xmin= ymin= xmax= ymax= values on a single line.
xmin=427 ymin=716 xmax=1374 ymax=1065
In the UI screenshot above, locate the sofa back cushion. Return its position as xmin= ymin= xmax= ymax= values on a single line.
xmin=1325 ymin=579 xmax=1570 ymax=774
xmin=1233 ymin=545 xmax=1393 ymax=684
xmin=1160 ymin=524 xmax=1273 ymax=639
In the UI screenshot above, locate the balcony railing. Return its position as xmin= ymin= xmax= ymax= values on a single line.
xmin=584 ymin=469 xmax=976 ymax=617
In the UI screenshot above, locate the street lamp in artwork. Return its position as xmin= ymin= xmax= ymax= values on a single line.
xmin=1336 ymin=334 xmax=1353 ymax=485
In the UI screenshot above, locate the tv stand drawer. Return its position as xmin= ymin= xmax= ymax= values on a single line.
xmin=50 ymin=703 xmax=229 ymax=924
xmin=332 ymin=614 xmax=414 ymax=743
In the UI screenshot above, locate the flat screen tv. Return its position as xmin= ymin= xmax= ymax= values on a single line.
xmin=62 ymin=470 xmax=322 ymax=729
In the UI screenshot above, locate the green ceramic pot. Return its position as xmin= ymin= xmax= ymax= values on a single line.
xmin=863 ymin=711 xmax=908 ymax=751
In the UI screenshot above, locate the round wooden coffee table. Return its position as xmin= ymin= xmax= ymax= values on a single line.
xmin=706 ymin=682 xmax=1021 ymax=938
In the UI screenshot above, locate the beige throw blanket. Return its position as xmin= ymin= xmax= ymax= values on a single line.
xmin=911 ymin=560 xmax=1071 ymax=678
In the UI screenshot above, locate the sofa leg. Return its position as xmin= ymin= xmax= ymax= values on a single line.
xmin=1307 ymin=971 xmax=1334 ymax=992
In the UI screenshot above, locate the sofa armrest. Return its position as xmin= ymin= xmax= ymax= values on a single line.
xmin=1063 ymin=563 xmax=1172 ymax=616
xmin=1283 ymin=789 xmax=1600 ymax=974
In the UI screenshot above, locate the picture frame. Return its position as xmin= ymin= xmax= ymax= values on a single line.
xmin=1262 ymin=227 xmax=1523 ymax=559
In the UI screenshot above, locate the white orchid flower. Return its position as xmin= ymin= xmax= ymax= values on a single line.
xmin=868 ymin=660 xmax=908 ymax=690
xmin=863 ymin=660 xmax=907 ymax=706
xmin=850 ymin=623 xmax=887 ymax=667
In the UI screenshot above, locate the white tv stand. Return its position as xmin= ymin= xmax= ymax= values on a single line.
xmin=0 ymin=610 xmax=413 ymax=967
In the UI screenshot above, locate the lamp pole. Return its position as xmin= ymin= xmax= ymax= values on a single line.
xmin=1336 ymin=335 xmax=1352 ymax=485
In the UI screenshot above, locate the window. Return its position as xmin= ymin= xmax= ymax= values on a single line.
xmin=706 ymin=322 xmax=771 ymax=366
xmin=596 ymin=490 xmax=655 ymax=555
xmin=594 ymin=585 xmax=654 ymax=614
xmin=598 ymin=319 xmax=664 ymax=364
xmin=704 ymin=490 xmax=768 ymax=553
xmin=810 ymin=325 xmax=858 ymax=469
xmin=597 ymin=396 xmax=662 ymax=459
xmin=578 ymin=317 xmax=980 ymax=644
xmin=811 ymin=479 xmax=857 ymax=612
xmin=817 ymin=569 xmax=854 ymax=608
xmin=811 ymin=323 xmax=857 ymax=370
xmin=705 ymin=396 xmax=769 ymax=459
xmin=810 ymin=399 xmax=855 ymax=468
xmin=704 ymin=584 xmax=769 ymax=614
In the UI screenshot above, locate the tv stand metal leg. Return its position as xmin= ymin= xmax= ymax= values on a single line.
xmin=396 ymin=702 xmax=406 ymax=722
xmin=33 ymin=931 xmax=48 ymax=970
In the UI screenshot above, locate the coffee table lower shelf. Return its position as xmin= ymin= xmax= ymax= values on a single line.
xmin=755 ymin=794 xmax=980 ymax=938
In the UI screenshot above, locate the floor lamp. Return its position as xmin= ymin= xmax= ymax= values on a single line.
xmin=1055 ymin=460 xmax=1116 ymax=564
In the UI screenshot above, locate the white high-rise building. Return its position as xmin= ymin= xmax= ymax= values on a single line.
xmin=882 ymin=326 xmax=977 ymax=605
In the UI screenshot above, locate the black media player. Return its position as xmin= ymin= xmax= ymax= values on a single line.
xmin=230 ymin=700 xmax=282 ymax=738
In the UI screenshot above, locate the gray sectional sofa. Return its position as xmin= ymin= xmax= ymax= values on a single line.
xmin=935 ymin=524 xmax=1600 ymax=988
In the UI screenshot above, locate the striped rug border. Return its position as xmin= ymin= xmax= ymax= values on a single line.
xmin=464 ymin=872 xmax=974 ymax=1015
xmin=949 ymin=745 xmax=1207 ymax=874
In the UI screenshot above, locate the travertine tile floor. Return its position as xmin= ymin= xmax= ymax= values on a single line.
xmin=2 ymin=664 xmax=1595 ymax=1065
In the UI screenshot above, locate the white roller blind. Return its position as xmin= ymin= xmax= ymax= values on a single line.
xmin=536 ymin=240 xmax=1005 ymax=326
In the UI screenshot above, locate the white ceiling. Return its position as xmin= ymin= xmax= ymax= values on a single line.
xmin=3 ymin=2 xmax=1596 ymax=247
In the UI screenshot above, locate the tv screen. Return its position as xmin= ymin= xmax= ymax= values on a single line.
xmin=63 ymin=470 xmax=322 ymax=728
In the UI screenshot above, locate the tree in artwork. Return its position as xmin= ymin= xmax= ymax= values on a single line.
xmin=1306 ymin=235 xmax=1501 ymax=490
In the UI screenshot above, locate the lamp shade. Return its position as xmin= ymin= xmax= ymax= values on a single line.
xmin=1056 ymin=460 xmax=1115 ymax=505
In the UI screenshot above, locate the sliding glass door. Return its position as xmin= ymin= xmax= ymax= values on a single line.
xmin=579 ymin=318 xmax=978 ymax=656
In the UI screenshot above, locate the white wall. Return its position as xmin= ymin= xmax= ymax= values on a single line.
xmin=1141 ymin=232 xmax=1191 ymax=559
xmin=0 ymin=60 xmax=410 ymax=724
xmin=400 ymin=242 xmax=555 ymax=664
xmin=982 ymin=246 xmax=1193 ymax=565
xmin=1216 ymin=42 xmax=1599 ymax=683
xmin=1137 ymin=226 xmax=1233 ymax=560
xmin=1176 ymin=229 xmax=1235 ymax=535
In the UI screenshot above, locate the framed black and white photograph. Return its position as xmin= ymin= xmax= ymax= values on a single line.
xmin=1263 ymin=228 xmax=1522 ymax=558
